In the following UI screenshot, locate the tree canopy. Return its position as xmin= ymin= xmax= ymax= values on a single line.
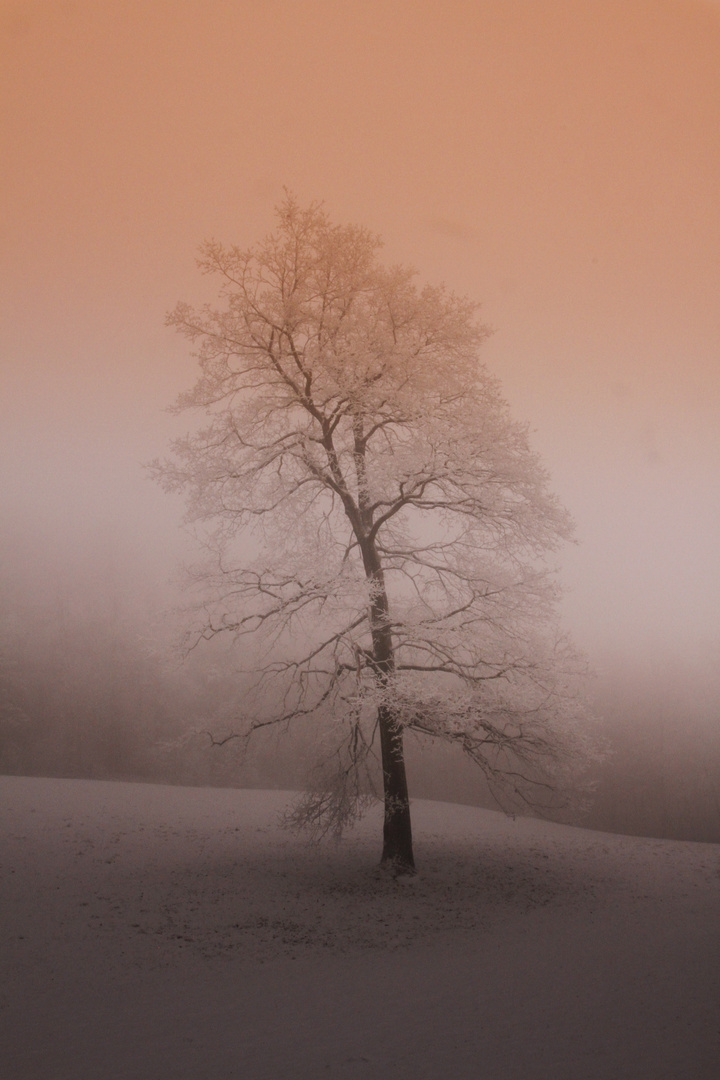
xmin=154 ymin=196 xmax=598 ymax=872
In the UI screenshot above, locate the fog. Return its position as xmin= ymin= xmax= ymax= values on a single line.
xmin=2 ymin=0 xmax=720 ymax=839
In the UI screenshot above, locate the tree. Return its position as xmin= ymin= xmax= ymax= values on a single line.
xmin=153 ymin=196 xmax=597 ymax=874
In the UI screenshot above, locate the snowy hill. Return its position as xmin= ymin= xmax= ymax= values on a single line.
xmin=1 ymin=776 xmax=718 ymax=1079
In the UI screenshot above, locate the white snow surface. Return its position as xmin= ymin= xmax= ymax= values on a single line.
xmin=1 ymin=776 xmax=718 ymax=1079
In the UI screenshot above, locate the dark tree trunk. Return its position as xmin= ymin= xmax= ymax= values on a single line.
xmin=378 ymin=703 xmax=415 ymax=873
xmin=364 ymin=544 xmax=415 ymax=873
xmin=352 ymin=425 xmax=415 ymax=872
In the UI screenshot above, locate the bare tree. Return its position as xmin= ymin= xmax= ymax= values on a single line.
xmin=153 ymin=196 xmax=598 ymax=873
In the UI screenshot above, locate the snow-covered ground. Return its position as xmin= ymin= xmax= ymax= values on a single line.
xmin=1 ymin=776 xmax=718 ymax=1079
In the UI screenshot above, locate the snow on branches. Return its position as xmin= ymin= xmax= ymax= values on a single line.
xmin=152 ymin=196 xmax=600 ymax=868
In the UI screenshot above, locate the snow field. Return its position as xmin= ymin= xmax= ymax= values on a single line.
xmin=1 ymin=776 xmax=718 ymax=1079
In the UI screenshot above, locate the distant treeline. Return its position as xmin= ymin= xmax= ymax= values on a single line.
xmin=2 ymin=536 xmax=719 ymax=843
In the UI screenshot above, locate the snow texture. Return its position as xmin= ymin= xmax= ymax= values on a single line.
xmin=1 ymin=775 xmax=718 ymax=1079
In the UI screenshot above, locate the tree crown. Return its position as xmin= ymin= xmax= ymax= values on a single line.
xmin=154 ymin=196 xmax=596 ymax=832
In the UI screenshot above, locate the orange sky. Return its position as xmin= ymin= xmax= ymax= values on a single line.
xmin=2 ymin=0 xmax=720 ymax=681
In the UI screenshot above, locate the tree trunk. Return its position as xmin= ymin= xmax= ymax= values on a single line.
xmin=378 ymin=704 xmax=415 ymax=873
xmin=363 ymin=561 xmax=416 ymax=873
xmin=352 ymin=436 xmax=416 ymax=872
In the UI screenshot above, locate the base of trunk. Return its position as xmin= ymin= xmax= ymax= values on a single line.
xmin=380 ymin=850 xmax=417 ymax=876
xmin=381 ymin=798 xmax=416 ymax=875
